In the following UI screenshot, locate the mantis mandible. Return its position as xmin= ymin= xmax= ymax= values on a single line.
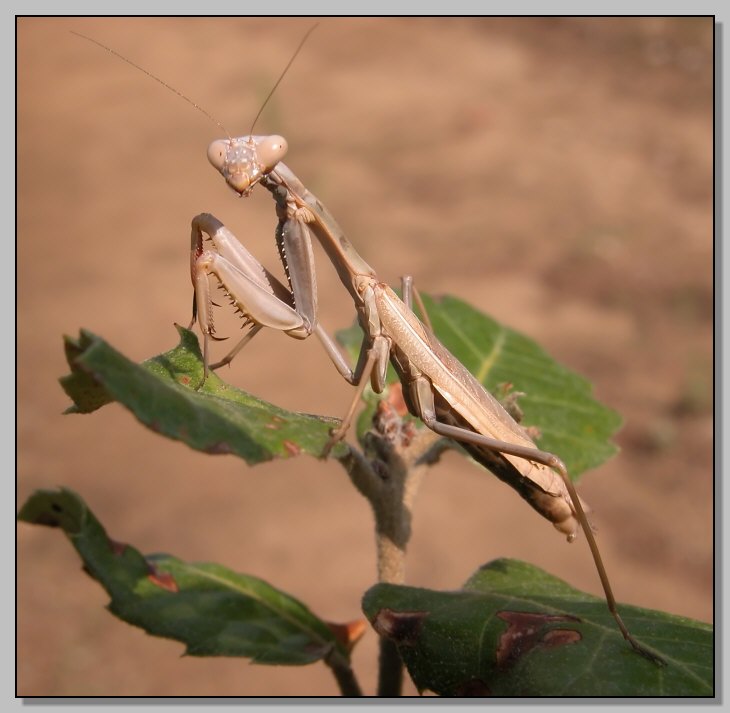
xmin=75 ymin=28 xmax=666 ymax=666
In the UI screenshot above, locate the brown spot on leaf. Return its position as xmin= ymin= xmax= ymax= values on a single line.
xmin=283 ymin=440 xmax=300 ymax=456
xmin=454 ymin=679 xmax=492 ymax=696
xmin=302 ymin=641 xmax=332 ymax=659
xmin=204 ymin=441 xmax=233 ymax=455
xmin=542 ymin=628 xmax=582 ymax=648
xmin=108 ymin=538 xmax=128 ymax=556
xmin=325 ymin=619 xmax=368 ymax=652
xmin=496 ymin=611 xmax=581 ymax=670
xmin=179 ymin=375 xmax=191 ymax=385
xmin=146 ymin=561 xmax=179 ymax=593
xmin=371 ymin=608 xmax=428 ymax=645
xmin=264 ymin=422 xmax=280 ymax=430
xmin=31 ymin=511 xmax=61 ymax=527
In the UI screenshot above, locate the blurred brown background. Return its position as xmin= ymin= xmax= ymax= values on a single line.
xmin=18 ymin=17 xmax=713 ymax=696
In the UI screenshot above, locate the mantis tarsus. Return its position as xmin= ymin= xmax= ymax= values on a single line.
xmin=77 ymin=29 xmax=666 ymax=667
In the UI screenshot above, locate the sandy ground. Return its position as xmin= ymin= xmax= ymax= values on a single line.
xmin=17 ymin=17 xmax=713 ymax=697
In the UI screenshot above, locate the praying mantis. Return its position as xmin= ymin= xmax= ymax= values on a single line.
xmin=76 ymin=29 xmax=666 ymax=667
xmin=192 ymin=133 xmax=664 ymax=665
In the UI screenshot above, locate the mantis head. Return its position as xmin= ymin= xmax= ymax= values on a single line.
xmin=207 ymin=134 xmax=288 ymax=196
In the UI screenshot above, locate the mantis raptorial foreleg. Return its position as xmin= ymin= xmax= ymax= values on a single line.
xmin=189 ymin=212 xmax=310 ymax=378
xmin=189 ymin=212 xmax=366 ymax=386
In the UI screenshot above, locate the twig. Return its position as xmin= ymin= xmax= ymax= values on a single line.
xmin=340 ymin=400 xmax=443 ymax=696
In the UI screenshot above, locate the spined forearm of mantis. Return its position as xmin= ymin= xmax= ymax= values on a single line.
xmin=189 ymin=131 xmax=665 ymax=666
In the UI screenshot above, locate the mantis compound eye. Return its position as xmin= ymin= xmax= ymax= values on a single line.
xmin=256 ymin=135 xmax=288 ymax=171
xmin=206 ymin=140 xmax=228 ymax=171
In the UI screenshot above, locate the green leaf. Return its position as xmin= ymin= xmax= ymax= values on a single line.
xmin=337 ymin=293 xmax=621 ymax=479
xmin=60 ymin=327 xmax=347 ymax=463
xmin=362 ymin=559 xmax=713 ymax=696
xmin=18 ymin=488 xmax=351 ymax=667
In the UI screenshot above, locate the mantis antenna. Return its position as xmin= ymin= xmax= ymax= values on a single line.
xmin=70 ymin=29 xmax=231 ymax=139
xmin=72 ymin=23 xmax=319 ymax=141
xmin=247 ymin=22 xmax=319 ymax=137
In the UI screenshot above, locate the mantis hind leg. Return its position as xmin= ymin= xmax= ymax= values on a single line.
xmin=409 ymin=375 xmax=666 ymax=666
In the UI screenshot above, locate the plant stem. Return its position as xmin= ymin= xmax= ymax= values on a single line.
xmin=327 ymin=653 xmax=363 ymax=697
xmin=377 ymin=638 xmax=404 ymax=697
xmin=372 ymin=458 xmax=410 ymax=697
xmin=372 ymin=488 xmax=411 ymax=697
xmin=342 ymin=408 xmax=443 ymax=697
